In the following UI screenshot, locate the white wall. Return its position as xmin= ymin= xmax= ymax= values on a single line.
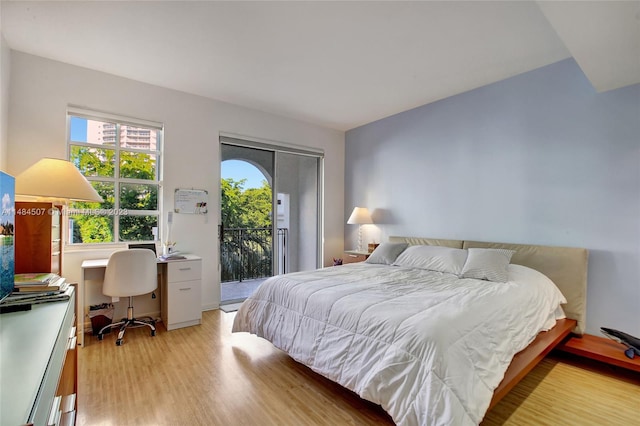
xmin=7 ymin=51 xmax=345 ymax=315
xmin=0 ymin=30 xmax=9 ymax=171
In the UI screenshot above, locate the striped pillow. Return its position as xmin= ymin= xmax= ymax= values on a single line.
xmin=460 ymin=248 xmax=515 ymax=282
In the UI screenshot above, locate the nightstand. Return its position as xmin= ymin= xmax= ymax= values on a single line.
xmin=343 ymin=250 xmax=371 ymax=264
xmin=557 ymin=334 xmax=640 ymax=373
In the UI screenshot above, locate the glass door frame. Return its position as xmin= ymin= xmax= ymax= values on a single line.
xmin=219 ymin=133 xmax=324 ymax=280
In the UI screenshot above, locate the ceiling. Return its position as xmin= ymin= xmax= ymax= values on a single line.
xmin=1 ymin=1 xmax=639 ymax=131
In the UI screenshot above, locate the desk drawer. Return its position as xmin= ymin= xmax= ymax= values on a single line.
xmin=167 ymin=279 xmax=202 ymax=325
xmin=167 ymin=260 xmax=201 ymax=283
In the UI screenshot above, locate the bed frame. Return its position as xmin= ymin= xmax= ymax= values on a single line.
xmin=388 ymin=236 xmax=589 ymax=410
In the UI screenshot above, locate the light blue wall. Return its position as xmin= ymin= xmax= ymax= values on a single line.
xmin=345 ymin=58 xmax=640 ymax=336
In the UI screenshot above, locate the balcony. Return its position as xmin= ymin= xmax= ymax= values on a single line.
xmin=220 ymin=227 xmax=288 ymax=303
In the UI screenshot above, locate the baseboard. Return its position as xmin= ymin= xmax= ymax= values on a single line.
xmin=202 ymin=303 xmax=219 ymax=312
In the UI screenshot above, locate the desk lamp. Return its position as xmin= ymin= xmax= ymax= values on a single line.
xmin=347 ymin=207 xmax=373 ymax=252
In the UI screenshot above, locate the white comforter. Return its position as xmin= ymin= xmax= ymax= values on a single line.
xmin=232 ymin=263 xmax=566 ymax=425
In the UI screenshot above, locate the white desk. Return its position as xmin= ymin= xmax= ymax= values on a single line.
xmin=79 ymin=254 xmax=202 ymax=346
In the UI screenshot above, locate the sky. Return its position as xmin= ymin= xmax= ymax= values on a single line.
xmin=70 ymin=116 xmax=87 ymax=142
xmin=221 ymin=160 xmax=266 ymax=189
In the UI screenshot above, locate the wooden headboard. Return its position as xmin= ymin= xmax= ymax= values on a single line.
xmin=388 ymin=236 xmax=589 ymax=335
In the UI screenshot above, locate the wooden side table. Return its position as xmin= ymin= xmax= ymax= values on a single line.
xmin=343 ymin=250 xmax=371 ymax=264
xmin=557 ymin=333 xmax=640 ymax=373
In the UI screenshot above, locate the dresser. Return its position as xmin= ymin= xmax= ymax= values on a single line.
xmin=0 ymin=288 xmax=77 ymax=426
xmin=161 ymin=255 xmax=202 ymax=331
xmin=15 ymin=202 xmax=62 ymax=275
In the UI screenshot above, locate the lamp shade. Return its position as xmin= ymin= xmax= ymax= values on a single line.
xmin=16 ymin=158 xmax=103 ymax=203
xmin=347 ymin=207 xmax=373 ymax=225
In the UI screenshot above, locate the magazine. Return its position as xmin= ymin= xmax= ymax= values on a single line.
xmin=14 ymin=273 xmax=59 ymax=285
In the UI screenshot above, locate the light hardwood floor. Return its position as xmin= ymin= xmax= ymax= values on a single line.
xmin=78 ymin=310 xmax=639 ymax=425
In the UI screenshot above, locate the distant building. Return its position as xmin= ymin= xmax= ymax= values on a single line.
xmin=86 ymin=121 xmax=157 ymax=150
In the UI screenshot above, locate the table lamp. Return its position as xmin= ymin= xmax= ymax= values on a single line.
xmin=15 ymin=158 xmax=104 ymax=275
xmin=15 ymin=158 xmax=103 ymax=203
xmin=347 ymin=207 xmax=373 ymax=252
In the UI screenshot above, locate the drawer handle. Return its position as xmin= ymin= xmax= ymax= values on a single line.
xmin=178 ymin=267 xmax=192 ymax=271
xmin=68 ymin=336 xmax=77 ymax=350
xmin=48 ymin=395 xmax=62 ymax=426
xmin=179 ymin=287 xmax=191 ymax=291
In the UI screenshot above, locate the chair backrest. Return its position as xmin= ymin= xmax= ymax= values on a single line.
xmin=102 ymin=249 xmax=158 ymax=297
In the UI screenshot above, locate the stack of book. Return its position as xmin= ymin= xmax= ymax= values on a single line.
xmin=0 ymin=273 xmax=73 ymax=308
xmin=14 ymin=273 xmax=64 ymax=291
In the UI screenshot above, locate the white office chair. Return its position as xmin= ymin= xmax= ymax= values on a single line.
xmin=98 ymin=249 xmax=158 ymax=346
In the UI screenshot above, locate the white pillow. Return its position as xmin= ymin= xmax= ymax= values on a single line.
xmin=460 ymin=248 xmax=515 ymax=282
xmin=365 ymin=243 xmax=408 ymax=265
xmin=392 ymin=245 xmax=468 ymax=275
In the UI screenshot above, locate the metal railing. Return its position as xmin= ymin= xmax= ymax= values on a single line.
xmin=221 ymin=227 xmax=288 ymax=283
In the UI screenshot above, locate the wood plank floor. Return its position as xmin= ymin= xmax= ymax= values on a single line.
xmin=77 ymin=310 xmax=640 ymax=425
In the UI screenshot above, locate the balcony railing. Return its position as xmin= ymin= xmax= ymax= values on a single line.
xmin=221 ymin=227 xmax=288 ymax=283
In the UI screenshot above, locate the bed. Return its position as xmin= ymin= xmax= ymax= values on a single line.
xmin=232 ymin=236 xmax=588 ymax=425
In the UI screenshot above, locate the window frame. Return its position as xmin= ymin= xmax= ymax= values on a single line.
xmin=66 ymin=107 xmax=163 ymax=245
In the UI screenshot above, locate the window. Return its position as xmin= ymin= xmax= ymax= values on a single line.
xmin=67 ymin=108 xmax=162 ymax=244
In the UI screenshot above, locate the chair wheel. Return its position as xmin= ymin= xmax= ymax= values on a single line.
xmin=116 ymin=339 xmax=123 ymax=346
xmin=151 ymin=329 xmax=156 ymax=337
xmin=98 ymin=334 xmax=104 ymax=341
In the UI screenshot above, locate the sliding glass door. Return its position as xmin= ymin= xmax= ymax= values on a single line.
xmin=219 ymin=137 xmax=322 ymax=304
xmin=275 ymin=152 xmax=320 ymax=273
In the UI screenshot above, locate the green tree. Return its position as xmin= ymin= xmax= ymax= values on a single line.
xmin=220 ymin=178 xmax=273 ymax=282
xmin=221 ymin=178 xmax=272 ymax=228
xmin=241 ymin=184 xmax=272 ymax=228
xmin=221 ymin=178 xmax=246 ymax=228
xmin=70 ymin=147 xmax=158 ymax=243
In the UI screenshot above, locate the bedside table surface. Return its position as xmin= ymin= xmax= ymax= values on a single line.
xmin=344 ymin=249 xmax=371 ymax=256
xmin=557 ymin=333 xmax=640 ymax=372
